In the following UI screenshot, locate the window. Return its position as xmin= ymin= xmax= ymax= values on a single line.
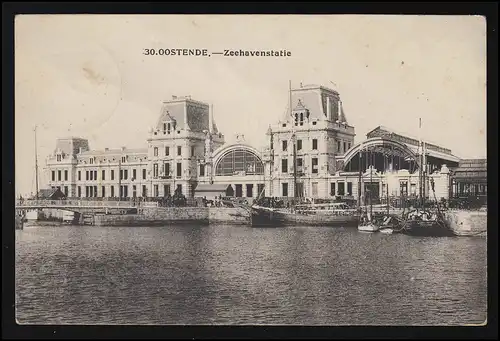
xmin=282 ymin=140 xmax=288 ymax=151
xmin=78 ymin=171 xmax=81 ymax=181
xmin=343 ymin=142 xmax=347 ymax=153
xmin=165 ymin=146 xmax=170 ymax=156
xmin=77 ymin=186 xmax=81 ymax=197
xmin=282 ymin=158 xmax=288 ymax=173
xmin=337 ymin=141 xmax=341 ymax=152
xmin=312 ymin=182 xmax=318 ymax=196
xmin=52 ymin=171 xmax=55 ymax=181
xmin=132 ymin=169 xmax=136 ymax=180
xmin=142 ymin=185 xmax=147 ymax=197
xmin=164 ymin=163 xmax=170 ymax=176
xmin=312 ymin=158 xmax=318 ymax=174
xmin=200 ymin=164 xmax=205 ymax=176
xmin=214 ymin=149 xmax=264 ymax=176
xmin=56 ymin=155 xmax=61 ymax=162
xmin=111 ymin=186 xmax=115 ymax=197
xmin=297 ymin=139 xmax=302 ymax=151
xmin=121 ymin=156 xmax=126 ymax=163
xmin=64 ymin=170 xmax=68 ymax=181
xmin=120 ymin=170 xmax=123 ymax=180
xmin=94 ymin=170 xmax=97 ymax=180
xmin=348 ymin=143 xmax=351 ymax=150
xmin=124 ymin=169 xmax=128 ymax=180
xmin=297 ymin=158 xmax=303 ymax=172
xmin=164 ymin=184 xmax=170 ymax=196
xmin=102 ymin=170 xmax=105 ymax=180
xmin=338 ymin=182 xmax=345 ymax=196
xmin=163 ymin=123 xmax=167 ymax=133
xmin=167 ymin=123 xmax=171 ymax=133
xmin=299 ymin=112 xmax=304 ymax=126
xmin=191 ymin=146 xmax=195 ymax=157
xmin=111 ymin=170 xmax=115 ymax=180
xmin=153 ymin=164 xmax=158 ymax=178
xmin=282 ymin=183 xmax=289 ymax=197
xmin=89 ymin=158 xmax=94 ymax=164
xmin=102 ymin=186 xmax=106 ymax=197
xmin=133 ymin=185 xmax=137 ymax=198
xmin=58 ymin=170 xmax=61 ymax=181
xmin=64 ymin=186 xmax=68 ymax=196
xmin=142 ymin=169 xmax=146 ymax=180
xmin=312 ymin=139 xmax=318 ymax=150
xmin=176 ymin=162 xmax=182 ymax=177
xmin=86 ymin=171 xmax=89 ymax=181
xmin=154 ymin=185 xmax=159 ymax=197
xmin=347 ymin=182 xmax=353 ymax=195
xmin=177 ymin=146 xmax=182 ymax=156
xmin=176 ymin=184 xmax=183 ymax=195
xmin=154 ymin=147 xmax=158 ymax=157
xmin=330 ymin=183 xmax=336 ymax=196
xmin=94 ymin=186 xmax=97 ymax=197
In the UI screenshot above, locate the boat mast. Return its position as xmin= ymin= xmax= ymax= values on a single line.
xmin=118 ymin=157 xmax=122 ymax=201
xmin=369 ymin=146 xmax=373 ymax=219
xmin=290 ymin=80 xmax=298 ymax=201
xmin=34 ymin=125 xmax=39 ymax=199
xmin=358 ymin=142 xmax=362 ymax=207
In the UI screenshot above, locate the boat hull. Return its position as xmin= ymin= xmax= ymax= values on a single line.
xmin=251 ymin=206 xmax=359 ymax=227
xmin=358 ymin=223 xmax=379 ymax=232
xmin=401 ymin=220 xmax=455 ymax=237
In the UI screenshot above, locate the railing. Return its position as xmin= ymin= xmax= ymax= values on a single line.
xmin=16 ymin=199 xmax=158 ymax=208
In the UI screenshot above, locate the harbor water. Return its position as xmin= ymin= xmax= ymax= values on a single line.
xmin=15 ymin=224 xmax=487 ymax=325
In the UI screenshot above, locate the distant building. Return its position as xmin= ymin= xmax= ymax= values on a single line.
xmin=44 ymin=84 xmax=486 ymax=202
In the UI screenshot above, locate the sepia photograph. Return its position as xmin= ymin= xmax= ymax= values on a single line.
xmin=13 ymin=14 xmax=488 ymax=326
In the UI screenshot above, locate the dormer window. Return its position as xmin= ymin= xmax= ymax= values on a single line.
xmin=121 ymin=156 xmax=126 ymax=163
xmin=154 ymin=147 xmax=158 ymax=157
xmin=56 ymin=154 xmax=62 ymax=162
xmin=89 ymin=158 xmax=94 ymax=164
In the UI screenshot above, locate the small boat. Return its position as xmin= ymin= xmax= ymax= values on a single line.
xmin=251 ymin=198 xmax=359 ymax=227
xmin=379 ymin=228 xmax=393 ymax=234
xmin=400 ymin=209 xmax=455 ymax=237
xmin=357 ymin=210 xmax=379 ymax=232
xmin=358 ymin=222 xmax=379 ymax=232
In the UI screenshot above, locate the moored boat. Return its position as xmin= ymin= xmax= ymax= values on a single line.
xmin=251 ymin=198 xmax=359 ymax=227
xmin=400 ymin=209 xmax=455 ymax=237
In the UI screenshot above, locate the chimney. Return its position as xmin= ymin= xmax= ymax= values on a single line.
xmin=104 ymin=148 xmax=109 ymax=151
xmin=326 ymin=96 xmax=331 ymax=119
xmin=121 ymin=146 xmax=126 ymax=151
xmin=172 ymin=95 xmax=177 ymax=100
xmin=338 ymin=100 xmax=342 ymax=121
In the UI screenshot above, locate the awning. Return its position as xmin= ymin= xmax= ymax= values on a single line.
xmin=195 ymin=184 xmax=232 ymax=192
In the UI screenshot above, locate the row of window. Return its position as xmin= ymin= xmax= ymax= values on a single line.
xmin=152 ymin=146 xmax=197 ymax=158
xmin=281 ymin=157 xmax=319 ymax=174
xmin=280 ymin=139 xmax=352 ymax=153
xmin=51 ymin=170 xmax=68 ymax=182
xmin=75 ymin=184 xmax=183 ymax=198
xmin=280 ymin=182 xmax=353 ymax=197
xmin=70 ymin=168 xmax=149 ymax=182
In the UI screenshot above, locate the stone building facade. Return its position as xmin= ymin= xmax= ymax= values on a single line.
xmin=44 ymin=84 xmax=482 ymax=203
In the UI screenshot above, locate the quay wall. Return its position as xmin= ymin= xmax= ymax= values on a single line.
xmin=444 ymin=209 xmax=487 ymax=236
xmin=93 ymin=207 xmax=250 ymax=226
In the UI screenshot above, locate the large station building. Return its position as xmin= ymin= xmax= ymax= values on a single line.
xmin=44 ymin=84 xmax=486 ymax=203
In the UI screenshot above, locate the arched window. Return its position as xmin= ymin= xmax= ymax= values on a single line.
xmin=154 ymin=147 xmax=158 ymax=157
xmin=215 ymin=149 xmax=264 ymax=176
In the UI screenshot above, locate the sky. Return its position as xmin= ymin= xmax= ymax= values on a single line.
xmin=15 ymin=15 xmax=487 ymax=196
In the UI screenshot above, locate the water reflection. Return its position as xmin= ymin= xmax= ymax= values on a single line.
xmin=16 ymin=225 xmax=487 ymax=325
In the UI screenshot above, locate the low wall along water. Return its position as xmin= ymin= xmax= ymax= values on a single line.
xmin=93 ymin=207 xmax=250 ymax=226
